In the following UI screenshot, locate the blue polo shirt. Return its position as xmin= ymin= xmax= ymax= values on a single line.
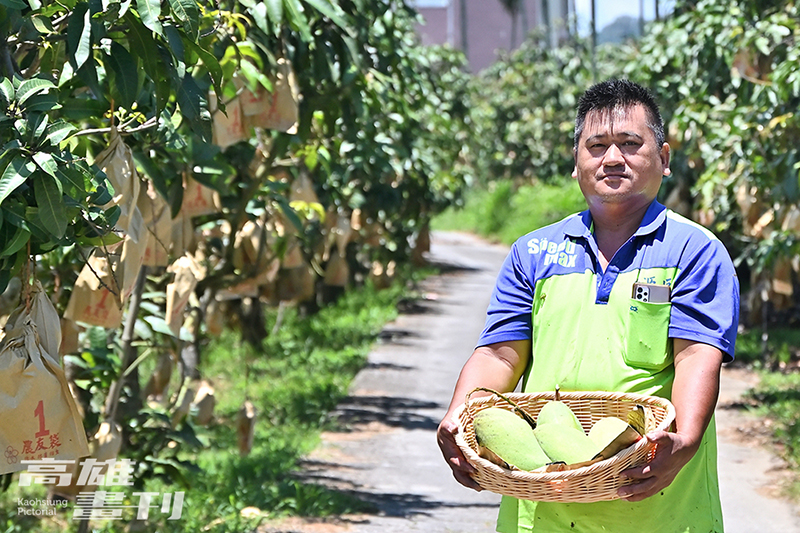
xmin=476 ymin=200 xmax=739 ymax=532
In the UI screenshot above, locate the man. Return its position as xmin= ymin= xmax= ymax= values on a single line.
xmin=436 ymin=79 xmax=739 ymax=532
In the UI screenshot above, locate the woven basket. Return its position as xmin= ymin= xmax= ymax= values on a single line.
xmin=453 ymin=389 xmax=676 ymax=503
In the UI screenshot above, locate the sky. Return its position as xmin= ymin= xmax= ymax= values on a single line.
xmin=573 ymin=0 xmax=676 ymax=35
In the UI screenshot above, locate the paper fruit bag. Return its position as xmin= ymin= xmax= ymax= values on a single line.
xmin=0 ymin=312 xmax=90 ymax=474
xmin=96 ymin=126 xmax=145 ymax=243
xmin=241 ymin=58 xmax=300 ymax=134
xmin=138 ymin=183 xmax=173 ymax=268
xmin=63 ymin=250 xmax=124 ymax=329
xmin=211 ymin=90 xmax=246 ymax=149
xmin=181 ymin=174 xmax=223 ymax=218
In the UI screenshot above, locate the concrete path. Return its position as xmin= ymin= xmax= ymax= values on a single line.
xmin=274 ymin=231 xmax=799 ymax=533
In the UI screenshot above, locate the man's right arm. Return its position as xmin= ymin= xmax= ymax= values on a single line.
xmin=436 ymin=339 xmax=531 ymax=490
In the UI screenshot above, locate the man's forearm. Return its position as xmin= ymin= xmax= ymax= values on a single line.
xmin=670 ymin=338 xmax=724 ymax=450
xmin=442 ymin=340 xmax=531 ymax=422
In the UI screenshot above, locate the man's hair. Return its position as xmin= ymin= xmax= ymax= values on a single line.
xmin=573 ymin=79 xmax=665 ymax=150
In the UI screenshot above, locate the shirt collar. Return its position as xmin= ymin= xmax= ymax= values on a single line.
xmin=564 ymin=200 xmax=667 ymax=239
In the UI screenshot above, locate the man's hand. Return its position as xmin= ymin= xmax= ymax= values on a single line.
xmin=437 ymin=415 xmax=482 ymax=491
xmin=617 ymin=429 xmax=698 ymax=502
xmin=436 ymin=340 xmax=531 ymax=491
xmin=618 ymin=339 xmax=724 ymax=502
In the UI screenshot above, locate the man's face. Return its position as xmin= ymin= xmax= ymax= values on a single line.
xmin=572 ymin=104 xmax=670 ymax=211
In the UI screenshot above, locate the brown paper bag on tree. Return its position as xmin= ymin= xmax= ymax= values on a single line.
xmin=139 ymin=183 xmax=173 ymax=267
xmin=165 ymin=254 xmax=204 ymax=336
xmin=63 ymin=251 xmax=124 ymax=329
xmin=232 ymin=219 xmax=281 ymax=286
xmin=30 ymin=280 xmax=61 ymax=361
xmin=142 ymin=351 xmax=175 ymax=403
xmin=211 ymin=90 xmax=247 ymax=149
xmin=181 ymin=174 xmax=223 ymax=218
xmin=61 ymin=237 xmax=144 ymax=330
xmin=60 ymin=318 xmax=81 ymax=357
xmin=96 ymin=125 xmax=145 ymax=243
xmin=241 ymin=58 xmax=300 ymax=134
xmin=236 ymin=400 xmax=256 ymax=456
xmin=191 ymin=381 xmax=216 ymax=426
xmin=276 ymin=264 xmax=316 ymax=303
xmin=289 ymin=172 xmax=319 ymax=205
xmin=0 ymin=305 xmax=90 ymax=474
xmin=170 ymin=213 xmax=196 ymax=259
xmin=324 ymin=254 xmax=349 ymax=287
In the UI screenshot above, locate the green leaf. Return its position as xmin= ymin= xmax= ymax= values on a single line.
xmin=30 ymin=14 xmax=56 ymax=35
xmin=33 ymin=152 xmax=58 ymax=178
xmin=0 ymin=224 xmax=30 ymax=258
xmin=20 ymin=91 xmax=61 ymax=113
xmin=0 ymin=156 xmax=34 ymax=206
xmin=67 ymin=5 xmax=93 ymax=70
xmin=34 ymin=175 xmax=67 ymax=238
xmin=265 ymin=0 xmax=283 ymax=29
xmin=163 ymin=24 xmax=187 ymax=79
xmin=251 ymin=2 xmax=270 ymax=35
xmin=107 ymin=42 xmax=140 ymax=108
xmin=60 ymin=98 xmax=109 ymax=120
xmin=56 ymin=167 xmax=89 ymax=198
xmin=45 ymin=120 xmax=78 ymax=146
xmin=283 ymin=0 xmax=312 ymax=41
xmin=302 ymin=0 xmax=349 ymax=32
xmin=27 ymin=112 xmax=48 ymax=144
xmin=76 ymin=232 xmax=123 ymax=247
xmin=0 ymin=0 xmax=27 ymax=8
xmin=126 ymin=12 xmax=170 ymax=112
xmin=168 ymin=0 xmax=200 ymax=40
xmin=0 ymin=78 xmax=13 ymax=110
xmin=176 ymin=73 xmax=210 ymax=140
xmin=15 ymin=78 xmax=55 ymax=107
xmin=182 ymin=37 xmax=223 ymax=100
xmin=277 ymin=196 xmax=303 ymax=232
xmin=136 ymin=0 xmax=163 ymax=34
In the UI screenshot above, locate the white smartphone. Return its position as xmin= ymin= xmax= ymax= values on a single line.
xmin=631 ymin=282 xmax=671 ymax=303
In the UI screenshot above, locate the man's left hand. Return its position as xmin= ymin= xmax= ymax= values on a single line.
xmin=616 ymin=429 xmax=698 ymax=502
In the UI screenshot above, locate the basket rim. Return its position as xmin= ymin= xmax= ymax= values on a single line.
xmin=453 ymin=389 xmax=676 ymax=481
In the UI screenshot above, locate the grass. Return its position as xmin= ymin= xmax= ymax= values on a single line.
xmin=0 ymin=278 xmax=414 ymax=532
xmin=736 ymin=327 xmax=800 ymax=499
xmin=433 ymin=179 xmax=587 ymax=245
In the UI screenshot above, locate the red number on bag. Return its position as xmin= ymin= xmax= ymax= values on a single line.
xmin=34 ymin=400 xmax=50 ymax=438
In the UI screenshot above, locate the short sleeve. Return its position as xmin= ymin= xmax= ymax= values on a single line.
xmin=669 ymin=238 xmax=740 ymax=361
xmin=476 ymin=241 xmax=536 ymax=348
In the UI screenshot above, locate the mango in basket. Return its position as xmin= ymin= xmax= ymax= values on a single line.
xmin=473 ymin=407 xmax=550 ymax=471
xmin=535 ymin=398 xmax=583 ymax=432
xmin=533 ymin=423 xmax=597 ymax=465
xmin=588 ymin=416 xmax=642 ymax=460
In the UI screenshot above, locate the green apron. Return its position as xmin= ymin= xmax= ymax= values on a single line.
xmin=496 ymin=268 xmax=724 ymax=532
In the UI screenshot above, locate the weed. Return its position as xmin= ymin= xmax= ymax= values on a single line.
xmin=433 ymin=179 xmax=586 ymax=244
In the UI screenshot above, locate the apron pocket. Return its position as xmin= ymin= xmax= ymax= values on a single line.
xmin=624 ymin=299 xmax=672 ymax=371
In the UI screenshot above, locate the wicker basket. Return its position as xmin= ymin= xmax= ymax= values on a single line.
xmin=453 ymin=389 xmax=676 ymax=503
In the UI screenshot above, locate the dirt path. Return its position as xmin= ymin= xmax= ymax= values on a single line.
xmin=263 ymin=231 xmax=800 ymax=533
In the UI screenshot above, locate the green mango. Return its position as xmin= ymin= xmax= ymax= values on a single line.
xmin=588 ymin=416 xmax=642 ymax=460
xmin=536 ymin=400 xmax=583 ymax=432
xmin=473 ymin=407 xmax=550 ymax=471
xmin=533 ymin=423 xmax=597 ymax=465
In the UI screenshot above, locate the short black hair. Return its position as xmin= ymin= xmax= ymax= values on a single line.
xmin=573 ymin=79 xmax=665 ymax=150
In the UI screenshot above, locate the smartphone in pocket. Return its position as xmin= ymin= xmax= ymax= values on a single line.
xmin=632 ymin=282 xmax=671 ymax=303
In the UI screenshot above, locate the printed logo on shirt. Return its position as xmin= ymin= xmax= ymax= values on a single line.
xmin=527 ymin=238 xmax=578 ymax=267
